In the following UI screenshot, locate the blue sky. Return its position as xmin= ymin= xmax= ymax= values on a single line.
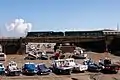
xmin=0 ymin=0 xmax=120 ymax=36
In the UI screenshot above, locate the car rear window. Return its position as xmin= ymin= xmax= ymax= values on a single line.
xmin=0 ymin=55 xmax=4 ymax=57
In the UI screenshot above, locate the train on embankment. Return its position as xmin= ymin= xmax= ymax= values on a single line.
xmin=0 ymin=29 xmax=120 ymax=55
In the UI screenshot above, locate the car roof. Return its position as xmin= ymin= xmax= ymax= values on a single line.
xmin=24 ymin=62 xmax=35 ymax=64
xmin=54 ymin=58 xmax=74 ymax=62
xmin=0 ymin=53 xmax=5 ymax=55
xmin=65 ymin=58 xmax=74 ymax=61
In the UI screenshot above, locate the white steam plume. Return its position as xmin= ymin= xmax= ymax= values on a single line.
xmin=5 ymin=19 xmax=32 ymax=37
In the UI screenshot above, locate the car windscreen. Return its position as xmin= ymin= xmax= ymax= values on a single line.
xmin=38 ymin=64 xmax=47 ymax=69
xmin=10 ymin=63 xmax=16 ymax=66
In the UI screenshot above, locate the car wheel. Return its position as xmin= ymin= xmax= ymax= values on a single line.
xmin=1 ymin=72 xmax=5 ymax=76
xmin=66 ymin=70 xmax=71 ymax=75
xmin=37 ymin=72 xmax=41 ymax=75
xmin=114 ymin=70 xmax=118 ymax=74
xmin=55 ymin=69 xmax=60 ymax=74
xmin=24 ymin=58 xmax=27 ymax=60
xmin=37 ymin=57 xmax=41 ymax=60
xmin=49 ymin=57 xmax=53 ymax=60
xmin=15 ymin=72 xmax=19 ymax=76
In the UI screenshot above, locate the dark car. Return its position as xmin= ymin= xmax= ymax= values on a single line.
xmin=99 ymin=59 xmax=120 ymax=74
xmin=87 ymin=62 xmax=101 ymax=72
xmin=36 ymin=63 xmax=51 ymax=75
xmin=83 ymin=59 xmax=101 ymax=72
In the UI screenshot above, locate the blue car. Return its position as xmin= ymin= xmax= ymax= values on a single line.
xmin=36 ymin=63 xmax=51 ymax=75
xmin=83 ymin=59 xmax=101 ymax=72
xmin=0 ymin=63 xmax=5 ymax=75
xmin=22 ymin=62 xmax=37 ymax=75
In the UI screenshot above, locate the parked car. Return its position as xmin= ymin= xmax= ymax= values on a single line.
xmin=38 ymin=52 xmax=48 ymax=60
xmin=65 ymin=58 xmax=88 ymax=72
xmin=51 ymin=59 xmax=73 ymax=75
xmin=83 ymin=59 xmax=101 ymax=72
xmin=5 ymin=61 xmax=21 ymax=76
xmin=0 ymin=53 xmax=6 ymax=61
xmin=36 ymin=63 xmax=51 ymax=75
xmin=24 ymin=51 xmax=48 ymax=60
xmin=22 ymin=62 xmax=37 ymax=75
xmin=72 ymin=53 xmax=87 ymax=59
xmin=24 ymin=52 xmax=39 ymax=60
xmin=72 ymin=49 xmax=87 ymax=59
xmin=99 ymin=58 xmax=120 ymax=74
xmin=0 ymin=63 xmax=5 ymax=75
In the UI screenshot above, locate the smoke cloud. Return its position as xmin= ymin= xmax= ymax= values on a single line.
xmin=5 ymin=19 xmax=32 ymax=37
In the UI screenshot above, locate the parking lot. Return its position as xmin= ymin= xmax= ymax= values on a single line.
xmin=0 ymin=52 xmax=120 ymax=80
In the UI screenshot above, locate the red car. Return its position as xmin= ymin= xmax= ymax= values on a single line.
xmin=99 ymin=59 xmax=120 ymax=74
